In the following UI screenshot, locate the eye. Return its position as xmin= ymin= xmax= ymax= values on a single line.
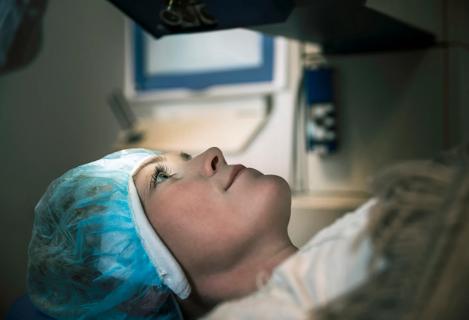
xmin=150 ymin=165 xmax=174 ymax=189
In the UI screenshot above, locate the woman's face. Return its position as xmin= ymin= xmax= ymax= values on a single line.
xmin=133 ymin=147 xmax=291 ymax=275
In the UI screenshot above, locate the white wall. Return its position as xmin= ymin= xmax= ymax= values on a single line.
xmin=450 ymin=47 xmax=469 ymax=143
xmin=288 ymin=0 xmax=469 ymax=246
xmin=447 ymin=0 xmax=469 ymax=143
xmin=366 ymin=0 xmax=469 ymax=146
xmin=306 ymin=49 xmax=446 ymax=192
xmin=224 ymin=42 xmax=301 ymax=182
xmin=0 ymin=0 xmax=125 ymax=314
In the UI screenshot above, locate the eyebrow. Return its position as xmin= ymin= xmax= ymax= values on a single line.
xmin=180 ymin=151 xmax=192 ymax=160
xmin=151 ymin=155 xmax=167 ymax=167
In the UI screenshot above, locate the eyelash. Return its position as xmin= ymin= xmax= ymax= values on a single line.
xmin=150 ymin=164 xmax=174 ymax=189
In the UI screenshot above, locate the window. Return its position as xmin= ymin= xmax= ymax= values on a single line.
xmin=126 ymin=24 xmax=287 ymax=100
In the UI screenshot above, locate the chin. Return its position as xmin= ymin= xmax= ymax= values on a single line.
xmin=268 ymin=174 xmax=291 ymax=197
xmin=258 ymin=174 xmax=292 ymax=215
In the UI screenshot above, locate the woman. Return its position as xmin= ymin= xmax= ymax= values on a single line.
xmin=28 ymin=145 xmax=469 ymax=319
xmin=27 ymin=147 xmax=298 ymax=319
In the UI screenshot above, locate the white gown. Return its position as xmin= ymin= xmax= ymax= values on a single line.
xmin=203 ymin=199 xmax=384 ymax=320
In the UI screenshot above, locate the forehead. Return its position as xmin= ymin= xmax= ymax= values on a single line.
xmin=133 ymin=151 xmax=189 ymax=181
xmin=149 ymin=151 xmax=192 ymax=164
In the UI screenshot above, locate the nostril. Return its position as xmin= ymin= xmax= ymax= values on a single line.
xmin=211 ymin=156 xmax=219 ymax=171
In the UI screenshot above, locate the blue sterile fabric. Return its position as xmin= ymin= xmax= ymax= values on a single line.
xmin=27 ymin=149 xmax=183 ymax=320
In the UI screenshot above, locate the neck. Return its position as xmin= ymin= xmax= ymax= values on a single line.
xmin=178 ymin=240 xmax=297 ymax=319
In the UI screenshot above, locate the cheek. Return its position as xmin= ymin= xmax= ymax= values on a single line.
xmin=148 ymin=182 xmax=228 ymax=251
xmin=235 ymin=175 xmax=292 ymax=228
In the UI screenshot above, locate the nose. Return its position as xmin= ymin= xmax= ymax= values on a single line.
xmin=200 ymin=147 xmax=226 ymax=177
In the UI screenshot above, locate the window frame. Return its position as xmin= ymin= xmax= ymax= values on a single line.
xmin=124 ymin=22 xmax=288 ymax=101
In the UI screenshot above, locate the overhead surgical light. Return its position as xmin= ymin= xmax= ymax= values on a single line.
xmin=108 ymin=0 xmax=294 ymax=39
xmin=107 ymin=0 xmax=435 ymax=54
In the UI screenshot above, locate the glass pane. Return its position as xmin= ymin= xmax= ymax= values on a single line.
xmin=145 ymin=28 xmax=262 ymax=75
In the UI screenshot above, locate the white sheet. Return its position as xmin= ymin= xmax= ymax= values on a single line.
xmin=203 ymin=199 xmax=385 ymax=319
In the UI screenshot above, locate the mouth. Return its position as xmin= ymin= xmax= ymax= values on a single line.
xmin=225 ymin=164 xmax=246 ymax=190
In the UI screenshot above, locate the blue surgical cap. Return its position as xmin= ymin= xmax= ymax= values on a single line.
xmin=27 ymin=149 xmax=191 ymax=320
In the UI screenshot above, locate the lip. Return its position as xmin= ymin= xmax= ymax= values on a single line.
xmin=225 ymin=164 xmax=246 ymax=190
